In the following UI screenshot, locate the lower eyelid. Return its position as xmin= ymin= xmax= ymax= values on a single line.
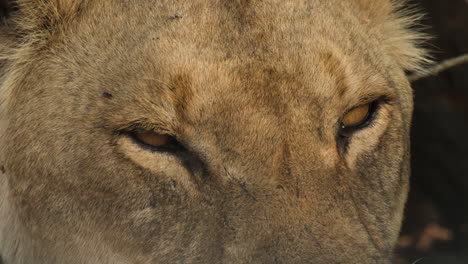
xmin=128 ymin=133 xmax=186 ymax=154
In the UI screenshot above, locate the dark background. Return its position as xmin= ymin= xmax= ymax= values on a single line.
xmin=0 ymin=0 xmax=467 ymax=263
xmin=397 ymin=0 xmax=468 ymax=263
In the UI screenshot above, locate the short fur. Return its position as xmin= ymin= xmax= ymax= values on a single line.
xmin=0 ymin=0 xmax=428 ymax=263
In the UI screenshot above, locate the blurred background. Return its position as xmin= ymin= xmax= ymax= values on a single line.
xmin=0 ymin=0 xmax=467 ymax=263
xmin=396 ymin=0 xmax=468 ymax=263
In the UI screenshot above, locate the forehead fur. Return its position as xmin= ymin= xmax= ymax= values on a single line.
xmin=2 ymin=0 xmax=429 ymax=74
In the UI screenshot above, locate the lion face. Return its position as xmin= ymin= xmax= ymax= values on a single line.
xmin=0 ymin=0 xmax=427 ymax=263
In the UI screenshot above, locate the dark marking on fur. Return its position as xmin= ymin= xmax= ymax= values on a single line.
xmin=239 ymin=182 xmax=257 ymax=201
xmin=169 ymin=73 xmax=194 ymax=122
xmin=102 ymin=91 xmax=113 ymax=98
xmin=336 ymin=134 xmax=350 ymax=159
xmin=224 ymin=167 xmax=257 ymax=201
xmin=221 ymin=0 xmax=272 ymax=58
xmin=349 ymin=191 xmax=387 ymax=254
xmin=303 ymin=225 xmax=323 ymax=249
xmin=178 ymin=150 xmax=211 ymax=184
xmin=223 ymin=215 xmax=235 ymax=231
xmin=65 ymin=72 xmax=75 ymax=83
xmin=320 ymin=52 xmax=348 ymax=98
xmin=169 ymin=12 xmax=182 ymax=20
xmin=316 ymin=125 xmax=327 ymax=143
xmin=223 ymin=0 xmax=254 ymax=26
xmin=397 ymin=152 xmax=407 ymax=186
xmin=281 ymin=142 xmax=300 ymax=198
xmin=169 ymin=13 xmax=182 ymax=19
xmin=296 ymin=178 xmax=300 ymax=199
xmin=0 ymin=165 xmax=5 ymax=174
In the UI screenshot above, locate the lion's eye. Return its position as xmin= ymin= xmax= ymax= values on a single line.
xmin=131 ymin=131 xmax=180 ymax=151
xmin=339 ymin=101 xmax=378 ymax=136
xmin=342 ymin=104 xmax=371 ymax=128
xmin=134 ymin=131 xmax=170 ymax=147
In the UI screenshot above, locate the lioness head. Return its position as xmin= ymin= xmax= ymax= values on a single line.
xmin=0 ymin=0 xmax=428 ymax=263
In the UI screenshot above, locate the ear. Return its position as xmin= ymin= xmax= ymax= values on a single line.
xmin=0 ymin=0 xmax=87 ymax=63
xmin=356 ymin=0 xmax=432 ymax=75
xmin=0 ymin=0 xmax=86 ymax=99
xmin=1 ymin=0 xmax=85 ymax=40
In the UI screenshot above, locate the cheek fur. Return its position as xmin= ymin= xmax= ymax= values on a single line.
xmin=344 ymin=103 xmax=394 ymax=168
xmin=117 ymin=136 xmax=199 ymax=196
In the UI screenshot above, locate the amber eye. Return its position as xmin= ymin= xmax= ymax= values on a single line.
xmin=134 ymin=131 xmax=170 ymax=146
xmin=339 ymin=101 xmax=381 ymax=138
xmin=341 ymin=104 xmax=371 ymax=128
xmin=131 ymin=130 xmax=181 ymax=151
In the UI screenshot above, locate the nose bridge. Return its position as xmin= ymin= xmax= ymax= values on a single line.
xmin=211 ymin=85 xmax=336 ymax=191
xmin=273 ymin=117 xmax=338 ymax=191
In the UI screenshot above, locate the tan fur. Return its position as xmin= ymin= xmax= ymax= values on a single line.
xmin=0 ymin=0 xmax=428 ymax=263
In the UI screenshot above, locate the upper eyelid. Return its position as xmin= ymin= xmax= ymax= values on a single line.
xmin=115 ymin=122 xmax=173 ymax=136
xmin=343 ymin=95 xmax=392 ymax=116
xmin=355 ymin=95 xmax=392 ymax=106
